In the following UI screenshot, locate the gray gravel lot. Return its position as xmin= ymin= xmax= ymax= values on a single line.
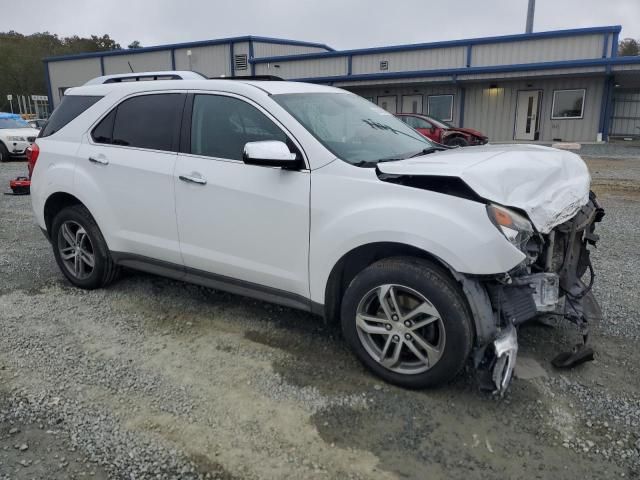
xmin=0 ymin=156 xmax=639 ymax=479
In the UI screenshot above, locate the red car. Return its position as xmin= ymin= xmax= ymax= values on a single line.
xmin=396 ymin=113 xmax=488 ymax=147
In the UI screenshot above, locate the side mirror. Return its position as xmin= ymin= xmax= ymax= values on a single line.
xmin=242 ymin=141 xmax=298 ymax=168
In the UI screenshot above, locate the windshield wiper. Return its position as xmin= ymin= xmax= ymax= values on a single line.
xmin=407 ymin=147 xmax=444 ymax=158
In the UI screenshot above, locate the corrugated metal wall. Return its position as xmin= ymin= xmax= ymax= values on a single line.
xmin=351 ymin=47 xmax=466 ymax=74
xmin=463 ymin=76 xmax=604 ymax=142
xmin=48 ymin=58 xmax=102 ymax=106
xmin=471 ymin=34 xmax=605 ymax=66
xmin=174 ymin=44 xmax=231 ymax=77
xmin=252 ymin=42 xmax=328 ymax=57
xmin=255 ymin=57 xmax=347 ymax=78
xmin=103 ymin=50 xmax=172 ymax=74
xmin=610 ymin=89 xmax=640 ymax=137
xmin=348 ymin=85 xmax=462 ymax=126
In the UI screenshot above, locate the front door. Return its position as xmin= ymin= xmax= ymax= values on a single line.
xmin=174 ymin=93 xmax=310 ymax=299
xmin=377 ymin=96 xmax=397 ymax=114
xmin=515 ymin=90 xmax=541 ymax=140
xmin=401 ymin=95 xmax=423 ymax=114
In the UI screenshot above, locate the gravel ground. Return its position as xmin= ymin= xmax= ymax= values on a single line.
xmin=0 ymin=157 xmax=639 ymax=479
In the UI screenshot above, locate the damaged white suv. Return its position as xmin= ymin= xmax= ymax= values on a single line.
xmin=30 ymin=74 xmax=603 ymax=393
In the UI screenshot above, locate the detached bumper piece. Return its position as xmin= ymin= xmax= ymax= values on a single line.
xmin=491 ymin=324 xmax=518 ymax=395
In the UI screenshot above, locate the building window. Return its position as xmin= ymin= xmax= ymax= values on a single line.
xmin=551 ymin=89 xmax=585 ymax=119
xmin=234 ymin=54 xmax=248 ymax=71
xmin=427 ymin=95 xmax=454 ymax=122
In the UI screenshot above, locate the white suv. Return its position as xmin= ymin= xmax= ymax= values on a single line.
xmin=30 ymin=73 xmax=604 ymax=393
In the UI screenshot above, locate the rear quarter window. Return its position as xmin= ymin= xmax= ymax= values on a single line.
xmin=40 ymin=95 xmax=102 ymax=138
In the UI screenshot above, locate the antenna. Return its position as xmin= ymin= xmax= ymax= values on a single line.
xmin=128 ymin=61 xmax=134 ymax=73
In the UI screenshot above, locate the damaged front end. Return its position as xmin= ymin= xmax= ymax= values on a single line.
xmin=476 ymin=192 xmax=605 ymax=394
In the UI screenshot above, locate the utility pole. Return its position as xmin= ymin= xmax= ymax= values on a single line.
xmin=525 ymin=0 xmax=535 ymax=33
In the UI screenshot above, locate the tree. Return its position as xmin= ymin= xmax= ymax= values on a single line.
xmin=0 ymin=32 xmax=122 ymax=113
xmin=618 ymin=38 xmax=639 ymax=56
xmin=128 ymin=40 xmax=142 ymax=49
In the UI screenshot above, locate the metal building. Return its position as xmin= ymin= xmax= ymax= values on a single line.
xmin=44 ymin=26 xmax=640 ymax=142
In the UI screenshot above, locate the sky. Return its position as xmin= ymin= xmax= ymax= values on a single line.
xmin=1 ymin=0 xmax=639 ymax=50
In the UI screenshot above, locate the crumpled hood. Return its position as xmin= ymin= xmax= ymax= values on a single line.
xmin=377 ymin=144 xmax=591 ymax=233
xmin=0 ymin=128 xmax=39 ymax=139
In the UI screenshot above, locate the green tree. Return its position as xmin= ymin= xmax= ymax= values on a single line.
xmin=0 ymin=32 xmax=121 ymax=113
xmin=618 ymin=38 xmax=639 ymax=56
xmin=128 ymin=40 xmax=142 ymax=49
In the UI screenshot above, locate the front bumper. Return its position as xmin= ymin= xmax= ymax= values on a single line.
xmin=476 ymin=193 xmax=604 ymax=394
xmin=8 ymin=141 xmax=31 ymax=157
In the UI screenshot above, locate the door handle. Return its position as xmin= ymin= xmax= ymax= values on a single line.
xmin=179 ymin=174 xmax=207 ymax=185
xmin=88 ymin=156 xmax=109 ymax=165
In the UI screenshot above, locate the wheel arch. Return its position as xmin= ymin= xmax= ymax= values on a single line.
xmin=322 ymin=242 xmax=457 ymax=323
xmin=43 ymin=192 xmax=86 ymax=238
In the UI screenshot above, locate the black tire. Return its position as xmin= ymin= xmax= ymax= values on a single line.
xmin=341 ymin=257 xmax=474 ymax=389
xmin=0 ymin=142 xmax=9 ymax=162
xmin=51 ymin=204 xmax=118 ymax=289
xmin=445 ymin=136 xmax=469 ymax=147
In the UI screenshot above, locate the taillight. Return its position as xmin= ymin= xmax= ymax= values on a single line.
xmin=26 ymin=143 xmax=40 ymax=179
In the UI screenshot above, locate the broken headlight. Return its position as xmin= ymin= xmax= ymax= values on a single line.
xmin=487 ymin=204 xmax=534 ymax=252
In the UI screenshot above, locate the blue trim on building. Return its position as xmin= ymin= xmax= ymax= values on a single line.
xmin=170 ymin=50 xmax=176 ymax=70
xmin=43 ymin=35 xmax=333 ymax=63
xmin=249 ymin=40 xmax=255 ymax=75
xmin=347 ymin=55 xmax=352 ymax=75
xmin=459 ymin=88 xmax=465 ymax=127
xmin=466 ymin=45 xmax=473 ymax=68
xmin=229 ymin=42 xmax=235 ymax=76
xmin=43 ymin=61 xmax=53 ymax=114
xmin=251 ymin=25 xmax=622 ymax=65
xmin=99 ymin=56 xmax=105 ymax=75
xmin=611 ymin=31 xmax=619 ymax=57
xmin=602 ymin=34 xmax=609 ymax=58
xmin=290 ymin=55 xmax=640 ymax=84
xmin=601 ymin=76 xmax=616 ymax=140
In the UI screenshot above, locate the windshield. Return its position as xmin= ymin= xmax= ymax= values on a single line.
xmin=0 ymin=118 xmax=30 ymax=129
xmin=273 ymin=92 xmax=433 ymax=165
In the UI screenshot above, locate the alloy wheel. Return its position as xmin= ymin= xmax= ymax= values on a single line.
xmin=355 ymin=284 xmax=446 ymax=375
xmin=57 ymin=220 xmax=95 ymax=280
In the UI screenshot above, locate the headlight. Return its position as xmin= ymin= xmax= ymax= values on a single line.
xmin=487 ymin=204 xmax=534 ymax=251
xmin=8 ymin=136 xmax=26 ymax=142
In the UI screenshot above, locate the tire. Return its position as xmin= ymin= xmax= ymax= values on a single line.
xmin=341 ymin=257 xmax=474 ymax=389
xmin=51 ymin=204 xmax=118 ymax=289
xmin=446 ymin=137 xmax=469 ymax=147
xmin=0 ymin=142 xmax=9 ymax=162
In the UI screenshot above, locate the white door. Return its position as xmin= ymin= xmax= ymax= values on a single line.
xmin=401 ymin=95 xmax=423 ymax=113
xmin=515 ymin=90 xmax=541 ymax=140
xmin=174 ymin=93 xmax=310 ymax=298
xmin=377 ymin=96 xmax=397 ymax=113
xmin=76 ymin=92 xmax=185 ymax=264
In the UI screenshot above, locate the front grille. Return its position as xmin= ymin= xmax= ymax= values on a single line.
xmin=27 ymin=137 xmax=36 ymax=143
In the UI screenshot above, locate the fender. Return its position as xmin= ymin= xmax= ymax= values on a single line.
xmin=309 ymin=160 xmax=525 ymax=305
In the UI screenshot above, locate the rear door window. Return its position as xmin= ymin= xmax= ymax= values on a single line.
xmin=40 ymin=95 xmax=102 ymax=138
xmin=109 ymin=94 xmax=184 ymax=151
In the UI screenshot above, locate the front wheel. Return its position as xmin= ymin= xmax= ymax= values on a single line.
xmin=341 ymin=257 xmax=474 ymax=388
xmin=445 ymin=136 xmax=469 ymax=147
xmin=0 ymin=142 xmax=9 ymax=162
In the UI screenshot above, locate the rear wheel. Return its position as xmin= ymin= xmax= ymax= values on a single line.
xmin=51 ymin=205 xmax=118 ymax=289
xmin=341 ymin=257 xmax=474 ymax=388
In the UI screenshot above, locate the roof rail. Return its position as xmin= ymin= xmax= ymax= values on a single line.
xmin=210 ymin=75 xmax=285 ymax=81
xmin=83 ymin=71 xmax=206 ymax=85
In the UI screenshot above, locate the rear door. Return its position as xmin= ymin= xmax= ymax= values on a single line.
xmin=75 ymin=92 xmax=185 ymax=264
xmin=174 ymin=92 xmax=310 ymax=300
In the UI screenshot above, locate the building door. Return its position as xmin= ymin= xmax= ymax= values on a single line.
xmin=515 ymin=90 xmax=541 ymax=140
xmin=377 ymin=96 xmax=397 ymax=113
xmin=401 ymin=95 xmax=423 ymax=113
